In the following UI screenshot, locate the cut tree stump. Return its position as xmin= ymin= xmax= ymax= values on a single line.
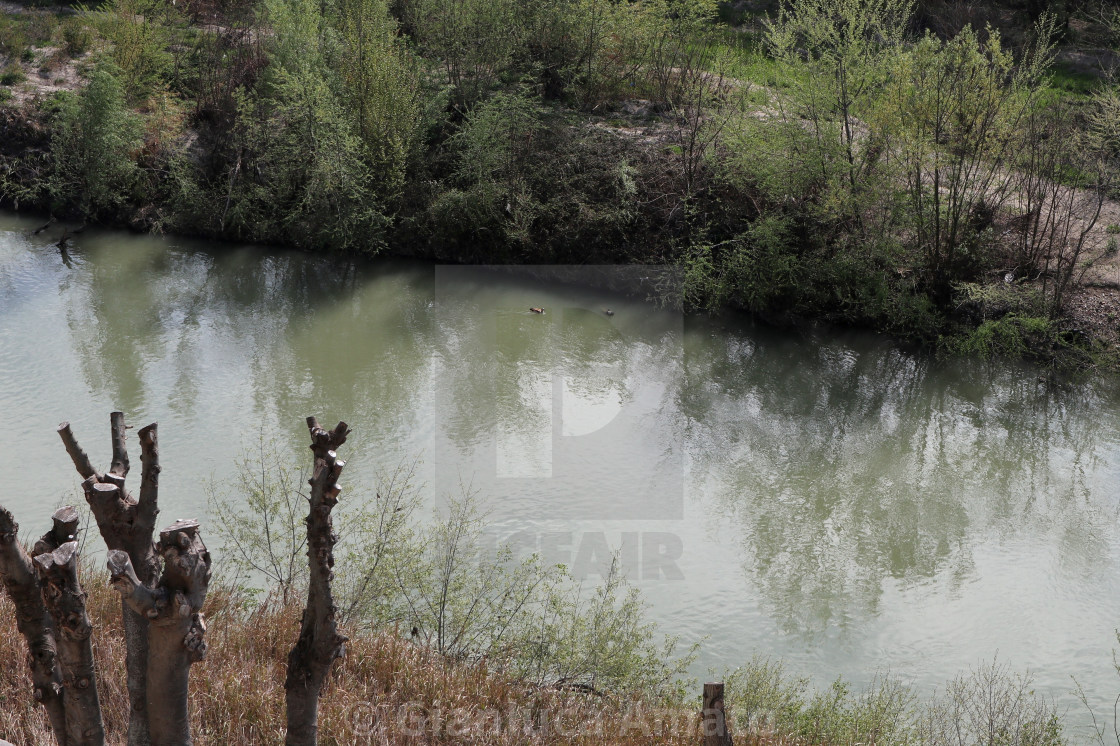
xmin=35 ymin=541 xmax=104 ymax=746
xmin=108 ymin=519 xmax=211 ymax=746
xmin=701 ymin=682 xmax=733 ymax=746
xmin=284 ymin=417 xmax=350 ymax=746
xmin=0 ymin=505 xmax=68 ymax=745
xmin=58 ymin=414 xmax=162 ymax=746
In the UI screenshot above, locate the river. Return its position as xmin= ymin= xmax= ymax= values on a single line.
xmin=2 ymin=211 xmax=1120 ymax=738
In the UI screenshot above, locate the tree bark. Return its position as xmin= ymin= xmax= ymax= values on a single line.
xmin=701 ymin=682 xmax=733 ymax=746
xmin=108 ymin=519 xmax=211 ymax=746
xmin=33 ymin=506 xmax=81 ymax=557
xmin=57 ymin=415 xmax=161 ymax=746
xmin=0 ymin=505 xmax=69 ymax=746
xmin=34 ymin=541 xmax=104 ymax=746
xmin=284 ymin=417 xmax=351 ymax=746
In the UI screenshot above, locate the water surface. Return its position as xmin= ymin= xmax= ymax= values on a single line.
xmin=2 ymin=212 xmax=1119 ymax=737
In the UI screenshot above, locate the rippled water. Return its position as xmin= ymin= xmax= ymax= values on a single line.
xmin=2 ymin=212 xmax=1120 ymax=738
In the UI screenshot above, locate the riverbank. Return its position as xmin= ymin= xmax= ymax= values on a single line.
xmin=2 ymin=0 xmax=1120 ymax=376
xmin=0 ymin=568 xmax=1072 ymax=745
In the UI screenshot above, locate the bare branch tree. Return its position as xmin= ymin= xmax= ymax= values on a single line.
xmin=57 ymin=414 xmax=162 ymax=746
xmin=284 ymin=417 xmax=351 ymax=746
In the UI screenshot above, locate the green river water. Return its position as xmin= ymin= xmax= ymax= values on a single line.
xmin=2 ymin=211 xmax=1120 ymax=737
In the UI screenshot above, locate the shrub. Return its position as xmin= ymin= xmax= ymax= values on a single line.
xmin=0 ymin=63 xmax=26 ymax=86
xmin=725 ymin=658 xmax=1064 ymax=746
xmin=60 ymin=21 xmax=94 ymax=57
xmin=952 ymin=314 xmax=1055 ymax=359
xmin=206 ymin=433 xmax=308 ymax=605
xmin=50 ymin=62 xmax=142 ymax=218
xmin=0 ymin=15 xmax=30 ymax=61
xmin=918 ymin=661 xmax=1063 ymax=746
xmin=219 ymin=69 xmax=388 ymax=250
xmin=396 ymin=0 xmax=522 ymax=110
xmin=92 ymin=0 xmax=177 ymax=102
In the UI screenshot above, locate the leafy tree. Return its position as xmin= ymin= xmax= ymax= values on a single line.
xmin=398 ymin=0 xmax=523 ymax=111
xmin=887 ymin=21 xmax=1058 ymax=291
xmin=223 ymin=68 xmax=388 ymax=250
xmin=767 ymin=0 xmax=912 ymax=230
xmin=50 ymin=63 xmax=142 ymax=219
xmin=334 ymin=0 xmax=422 ymax=199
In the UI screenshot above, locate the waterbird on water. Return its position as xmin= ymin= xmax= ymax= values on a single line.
xmin=529 ymin=307 xmax=545 ymax=314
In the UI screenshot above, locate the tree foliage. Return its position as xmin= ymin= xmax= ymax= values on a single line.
xmin=50 ymin=62 xmax=142 ymax=219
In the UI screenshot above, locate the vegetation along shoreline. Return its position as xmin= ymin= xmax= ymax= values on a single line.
xmin=4 ymin=0 xmax=1120 ymax=372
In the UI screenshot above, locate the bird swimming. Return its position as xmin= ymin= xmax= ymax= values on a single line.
xmin=530 ymin=307 xmax=545 ymax=314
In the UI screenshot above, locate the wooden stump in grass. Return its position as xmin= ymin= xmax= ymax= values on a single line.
xmin=701 ymin=682 xmax=733 ymax=746
xmin=108 ymin=519 xmax=211 ymax=746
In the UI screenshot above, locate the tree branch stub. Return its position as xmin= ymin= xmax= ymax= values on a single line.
xmin=109 ymin=411 xmax=130 ymax=478
xmin=0 ymin=505 xmax=68 ymax=745
xmin=35 ymin=541 xmax=104 ymax=746
xmin=34 ymin=506 xmax=81 ymax=557
xmin=285 ymin=418 xmax=351 ymax=746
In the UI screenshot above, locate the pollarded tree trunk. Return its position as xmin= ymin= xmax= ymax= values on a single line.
xmin=57 ymin=413 xmax=161 ymax=746
xmin=34 ymin=541 xmax=104 ymax=746
xmin=284 ymin=417 xmax=351 ymax=746
xmin=0 ymin=505 xmax=69 ymax=745
xmin=108 ymin=519 xmax=211 ymax=746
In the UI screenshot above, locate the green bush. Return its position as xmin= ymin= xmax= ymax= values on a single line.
xmin=426 ymin=87 xmax=545 ymax=249
xmin=60 ymin=21 xmax=94 ymax=57
xmin=395 ymin=0 xmax=520 ymax=110
xmin=0 ymin=15 xmax=29 ymax=61
xmin=721 ymin=216 xmax=803 ymax=312
xmin=952 ymin=314 xmax=1055 ymax=359
xmin=0 ymin=63 xmax=26 ymax=86
xmin=50 ymin=62 xmax=142 ymax=218
xmin=91 ymin=0 xmax=178 ymax=102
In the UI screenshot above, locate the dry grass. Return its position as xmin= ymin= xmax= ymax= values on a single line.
xmin=0 ymin=574 xmax=713 ymax=746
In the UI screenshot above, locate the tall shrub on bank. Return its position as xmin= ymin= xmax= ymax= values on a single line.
xmin=766 ymin=0 xmax=911 ymax=234
xmin=887 ymin=21 xmax=1058 ymax=293
xmin=335 ymin=0 xmax=422 ymax=198
xmin=50 ymin=63 xmax=142 ymax=219
xmin=204 ymin=0 xmax=421 ymax=251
